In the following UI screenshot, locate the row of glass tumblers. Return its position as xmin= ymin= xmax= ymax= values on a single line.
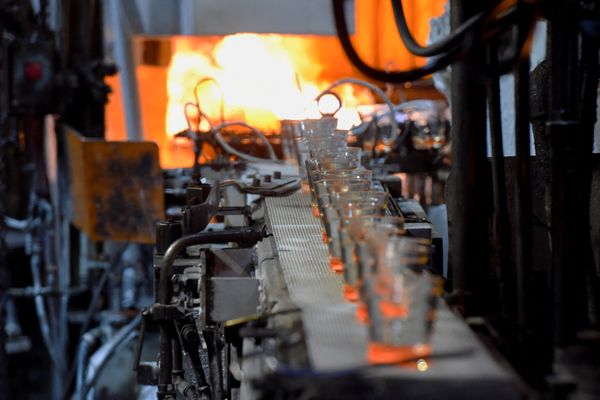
xmin=293 ymin=118 xmax=442 ymax=368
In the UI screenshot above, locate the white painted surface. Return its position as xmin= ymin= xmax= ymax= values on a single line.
xmin=496 ymin=21 xmax=547 ymax=157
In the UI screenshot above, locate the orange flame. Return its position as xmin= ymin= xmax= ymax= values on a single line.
xmin=166 ymin=33 xmax=372 ymax=136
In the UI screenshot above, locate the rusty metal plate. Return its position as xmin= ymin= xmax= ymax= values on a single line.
xmin=66 ymin=127 xmax=164 ymax=243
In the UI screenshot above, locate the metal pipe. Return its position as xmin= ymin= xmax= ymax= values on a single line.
xmin=514 ymin=57 xmax=532 ymax=331
xmin=107 ymin=0 xmax=143 ymax=140
xmin=579 ymin=30 xmax=600 ymax=328
xmin=81 ymin=316 xmax=141 ymax=398
xmin=31 ymin=241 xmax=66 ymax=373
xmin=158 ymin=324 xmax=174 ymax=400
xmin=547 ymin=10 xmax=583 ymax=347
xmin=448 ymin=0 xmax=490 ymax=312
xmin=75 ymin=326 xmax=110 ymax=400
xmin=158 ymin=227 xmax=266 ymax=304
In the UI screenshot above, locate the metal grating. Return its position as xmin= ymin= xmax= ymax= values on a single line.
xmin=265 ymin=192 xmax=523 ymax=393
xmin=265 ymin=193 xmax=367 ymax=370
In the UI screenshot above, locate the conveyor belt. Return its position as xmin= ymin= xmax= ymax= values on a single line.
xmin=265 ymin=192 xmax=525 ymax=399
xmin=265 ymin=192 xmax=366 ymax=370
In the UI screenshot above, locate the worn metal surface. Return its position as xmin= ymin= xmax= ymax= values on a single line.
xmin=209 ymin=277 xmax=260 ymax=322
xmin=66 ymin=127 xmax=164 ymax=243
xmin=264 ymin=192 xmax=524 ymax=398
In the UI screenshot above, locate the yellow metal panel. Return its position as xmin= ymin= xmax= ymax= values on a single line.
xmin=66 ymin=127 xmax=164 ymax=243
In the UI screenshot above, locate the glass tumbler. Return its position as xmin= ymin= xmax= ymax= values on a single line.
xmin=326 ymin=204 xmax=385 ymax=275
xmin=314 ymin=178 xmax=371 ymax=222
xmin=300 ymin=144 xmax=359 ymax=193
xmin=366 ymin=236 xmax=442 ymax=365
xmin=340 ymin=215 xmax=404 ymax=305
xmin=309 ymin=169 xmax=373 ymax=218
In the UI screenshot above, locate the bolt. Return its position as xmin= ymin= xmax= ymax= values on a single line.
xmin=273 ymin=171 xmax=282 ymax=179
xmin=264 ymin=174 xmax=272 ymax=183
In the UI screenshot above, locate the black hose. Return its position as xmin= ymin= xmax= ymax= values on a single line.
xmin=333 ymin=0 xmax=531 ymax=83
xmin=390 ymin=0 xmax=485 ymax=57
xmin=480 ymin=7 xmax=536 ymax=78
xmin=332 ymin=0 xmax=461 ymax=83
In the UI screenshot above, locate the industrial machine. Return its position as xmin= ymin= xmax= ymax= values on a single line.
xmin=0 ymin=0 xmax=599 ymax=399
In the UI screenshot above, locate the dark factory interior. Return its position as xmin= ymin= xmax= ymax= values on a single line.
xmin=1 ymin=0 xmax=599 ymax=399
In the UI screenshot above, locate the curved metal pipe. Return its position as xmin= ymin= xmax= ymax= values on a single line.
xmin=157 ymin=227 xmax=267 ymax=395
xmin=158 ymin=227 xmax=266 ymax=304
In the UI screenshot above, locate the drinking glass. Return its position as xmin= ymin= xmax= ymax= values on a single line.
xmin=313 ymin=147 xmax=362 ymax=171
xmin=299 ymin=143 xmax=358 ymax=193
xmin=366 ymin=236 xmax=442 ymax=365
xmin=280 ymin=119 xmax=303 ymax=163
xmin=333 ymin=191 xmax=388 ymax=211
xmin=341 ymin=216 xmax=404 ymax=305
xmin=294 ymin=118 xmax=340 ymax=185
xmin=309 ymin=169 xmax=373 ymax=218
xmin=299 ymin=117 xmax=338 ymax=138
xmin=314 ymin=178 xmax=371 ymax=221
xmin=325 ymin=202 xmax=386 ymax=275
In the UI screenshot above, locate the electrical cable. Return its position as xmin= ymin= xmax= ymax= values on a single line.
xmin=214 ymin=122 xmax=278 ymax=160
xmin=480 ymin=6 xmax=537 ymax=78
xmin=332 ymin=0 xmax=462 ymax=83
xmin=194 ymin=78 xmax=225 ymax=125
xmin=333 ymin=0 xmax=530 ymax=83
xmin=390 ymin=0 xmax=487 ymax=57
xmin=317 ymin=78 xmax=403 ymax=146
xmin=213 ymin=129 xmax=282 ymax=164
xmin=188 ymin=78 xmax=280 ymax=163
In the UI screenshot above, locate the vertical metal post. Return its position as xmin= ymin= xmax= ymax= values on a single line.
xmin=486 ymin=42 xmax=511 ymax=316
xmin=107 ymin=0 xmax=144 ymax=141
xmin=547 ymin=5 xmax=590 ymax=347
xmin=448 ymin=0 xmax=490 ymax=312
xmin=514 ymin=58 xmax=532 ymax=331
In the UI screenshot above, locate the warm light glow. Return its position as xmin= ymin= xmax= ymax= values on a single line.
xmin=317 ymin=93 xmax=342 ymax=116
xmin=165 ymin=33 xmax=373 ymax=136
xmin=416 ymin=358 xmax=429 ymax=372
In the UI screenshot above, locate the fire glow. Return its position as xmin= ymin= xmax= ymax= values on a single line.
xmin=165 ymin=33 xmax=373 ymax=136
